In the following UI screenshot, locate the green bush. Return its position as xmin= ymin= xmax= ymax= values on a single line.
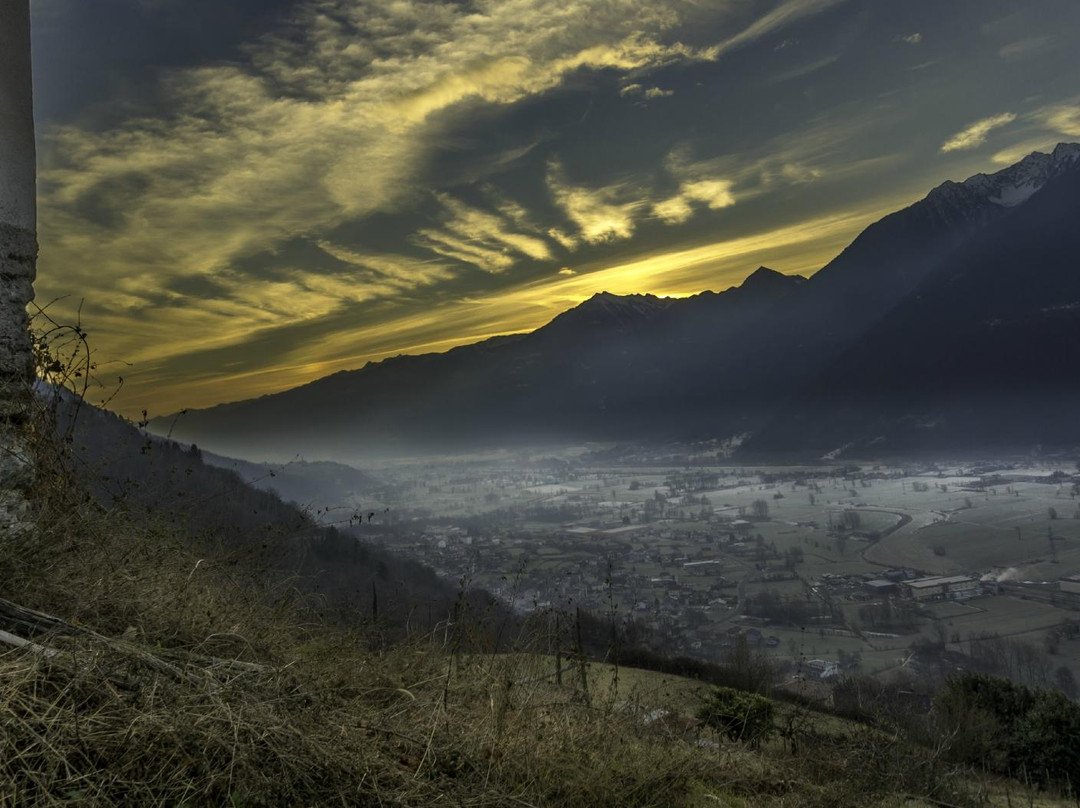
xmin=697 ymin=686 xmax=774 ymax=747
xmin=935 ymin=673 xmax=1080 ymax=787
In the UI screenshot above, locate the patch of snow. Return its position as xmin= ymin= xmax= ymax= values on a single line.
xmin=989 ymin=181 xmax=1040 ymax=207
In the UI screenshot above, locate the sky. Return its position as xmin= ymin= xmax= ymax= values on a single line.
xmin=27 ymin=0 xmax=1080 ymax=416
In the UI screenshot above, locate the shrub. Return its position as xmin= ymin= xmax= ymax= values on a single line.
xmin=934 ymin=673 xmax=1080 ymax=787
xmin=697 ymin=686 xmax=774 ymax=747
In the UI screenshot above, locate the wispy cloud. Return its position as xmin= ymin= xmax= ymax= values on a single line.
xmin=1042 ymin=104 xmax=1080 ymax=136
xmin=714 ymin=0 xmax=848 ymax=56
xmin=621 ymin=83 xmax=675 ymax=99
xmin=653 ymin=179 xmax=735 ymax=224
xmin=998 ymin=36 xmax=1050 ymax=59
xmin=644 ymin=86 xmax=675 ymax=99
xmin=546 ymin=161 xmax=646 ymax=244
xmin=897 ymin=32 xmax=922 ymax=45
xmin=940 ymin=112 xmax=1017 ymax=152
xmin=768 ymin=54 xmax=839 ymax=83
xmin=415 ymin=193 xmax=554 ymax=272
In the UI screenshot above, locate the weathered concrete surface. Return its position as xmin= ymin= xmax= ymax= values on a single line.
xmin=0 ymin=225 xmax=35 ymax=533
xmin=0 ymin=223 xmax=36 ymax=416
xmin=1 ymin=0 xmax=37 ymax=536
xmin=0 ymin=2 xmax=36 ymax=232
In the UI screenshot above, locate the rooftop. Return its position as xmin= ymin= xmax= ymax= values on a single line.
xmin=903 ymin=575 xmax=975 ymax=588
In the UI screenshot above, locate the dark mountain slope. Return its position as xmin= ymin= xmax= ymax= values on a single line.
xmin=152 ymin=269 xmax=804 ymax=459
xmin=745 ymin=151 xmax=1080 ymax=457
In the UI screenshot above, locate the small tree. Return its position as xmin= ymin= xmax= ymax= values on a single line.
xmin=751 ymin=499 xmax=769 ymax=519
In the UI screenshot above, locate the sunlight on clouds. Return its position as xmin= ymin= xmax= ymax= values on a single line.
xmin=315 ymin=242 xmax=456 ymax=287
xmin=34 ymin=0 xmax=866 ymax=414
xmin=1043 ymin=105 xmax=1080 ymax=136
xmin=990 ymin=138 xmax=1062 ymax=165
xmin=546 ymin=161 xmax=645 ymax=244
xmin=38 ymin=0 xmax=725 ymax=369
xmin=620 ymin=84 xmax=674 ymax=99
xmin=547 ymin=162 xmax=736 ymax=238
xmin=652 ymin=196 xmax=694 ymax=224
xmin=988 ymin=105 xmax=1080 ymax=164
xmin=941 ymin=113 xmax=1017 ymax=152
xmin=424 ymin=193 xmax=553 ymax=265
xmin=413 ymin=229 xmax=517 ymax=273
xmin=653 ymin=179 xmax=735 ymax=223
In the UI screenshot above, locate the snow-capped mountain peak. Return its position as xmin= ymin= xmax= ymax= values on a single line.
xmin=940 ymin=142 xmax=1080 ymax=209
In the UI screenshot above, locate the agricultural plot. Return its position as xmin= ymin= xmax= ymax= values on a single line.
xmin=933 ymin=596 xmax=1066 ymax=640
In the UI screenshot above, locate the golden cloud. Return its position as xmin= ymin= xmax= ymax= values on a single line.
xmin=941 ymin=113 xmax=1017 ymax=152
xmin=34 ymin=0 xmax=861 ymax=414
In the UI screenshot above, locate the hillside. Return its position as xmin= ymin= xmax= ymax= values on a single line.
xmin=4 ymin=502 xmax=1075 ymax=806
xmin=6 ymin=394 xmax=1080 ymax=805
xmin=52 ymin=393 xmax=489 ymax=631
xmin=151 ymin=145 xmax=1080 ymax=461
xmin=200 ymin=450 xmax=380 ymax=516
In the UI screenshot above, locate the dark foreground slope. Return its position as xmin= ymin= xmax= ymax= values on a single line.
xmin=56 ymin=396 xmax=489 ymax=630
xmin=153 ymin=145 xmax=1080 ymax=460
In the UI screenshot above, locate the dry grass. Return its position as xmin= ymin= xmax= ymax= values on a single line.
xmin=0 ymin=498 xmax=902 ymax=807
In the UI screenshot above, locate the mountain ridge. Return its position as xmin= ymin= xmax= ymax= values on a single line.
xmin=150 ymin=144 xmax=1080 ymax=461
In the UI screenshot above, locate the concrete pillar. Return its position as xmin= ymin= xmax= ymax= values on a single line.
xmin=0 ymin=0 xmax=37 ymax=534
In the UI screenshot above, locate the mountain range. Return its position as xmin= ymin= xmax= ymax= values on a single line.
xmin=152 ymin=143 xmax=1080 ymax=461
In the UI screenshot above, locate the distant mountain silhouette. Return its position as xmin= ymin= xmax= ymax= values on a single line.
xmin=152 ymin=144 xmax=1080 ymax=461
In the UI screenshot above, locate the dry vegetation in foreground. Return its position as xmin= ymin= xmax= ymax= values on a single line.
xmin=0 ymin=403 xmax=1075 ymax=807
